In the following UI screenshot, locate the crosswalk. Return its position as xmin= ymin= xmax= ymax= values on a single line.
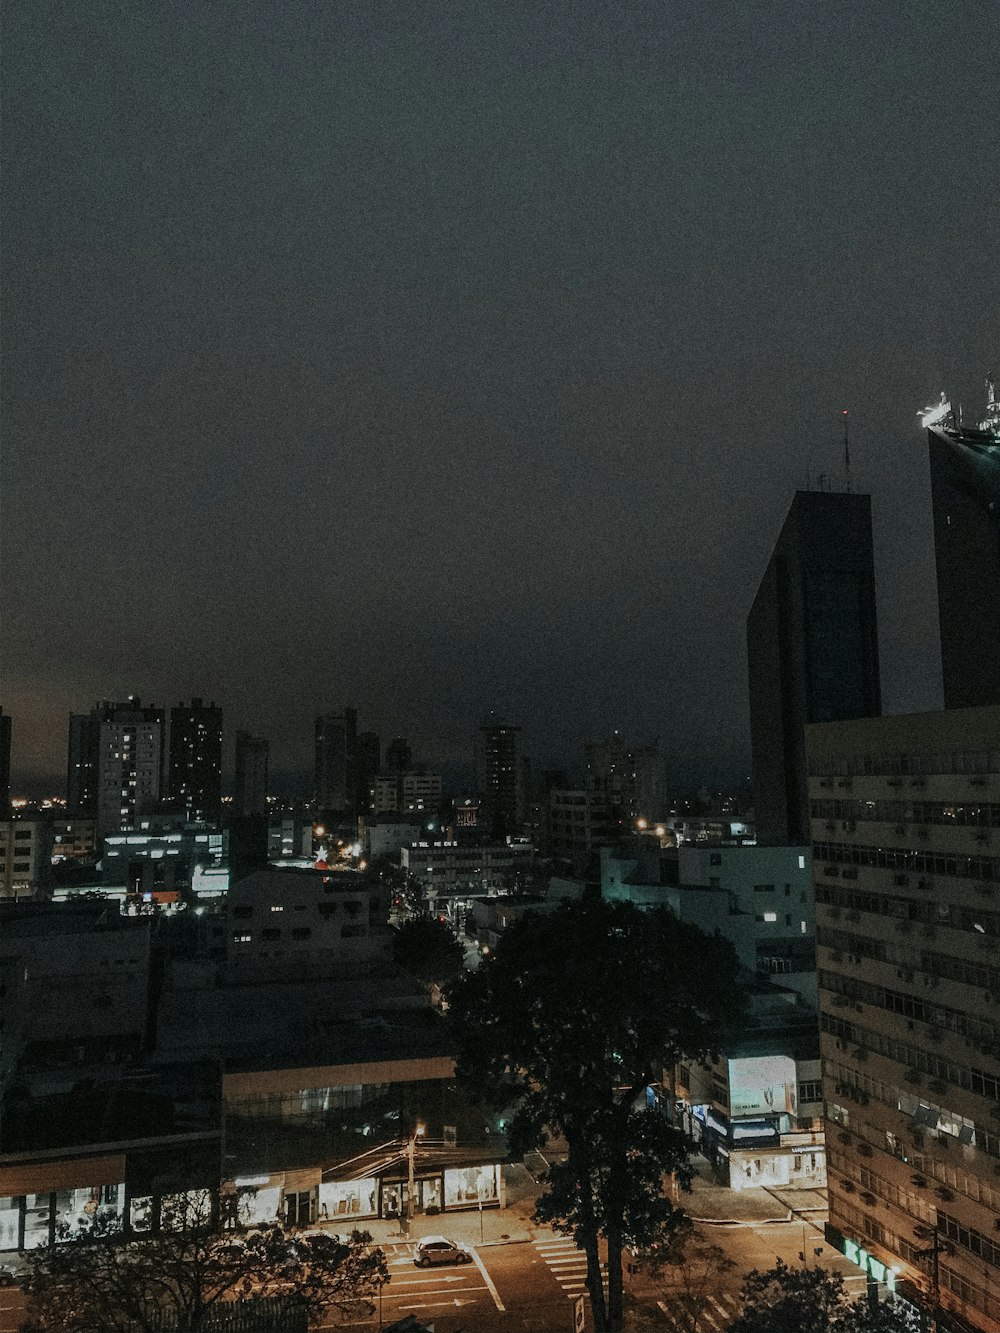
xmin=657 ymin=1289 xmax=742 ymax=1331
xmin=534 ymin=1235 xmax=607 ymax=1299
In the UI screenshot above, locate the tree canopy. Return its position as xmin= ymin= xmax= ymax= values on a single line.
xmin=727 ymin=1261 xmax=920 ymax=1333
xmin=22 ymin=1190 xmax=388 ymax=1333
xmin=392 ymin=913 xmax=465 ymax=983
xmin=447 ymin=896 xmax=745 ymax=1333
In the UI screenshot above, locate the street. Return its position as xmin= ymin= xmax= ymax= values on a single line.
xmin=0 ymin=1189 xmax=880 ymax=1333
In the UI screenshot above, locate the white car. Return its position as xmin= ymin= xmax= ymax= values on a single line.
xmin=413 ymin=1235 xmax=472 ymax=1267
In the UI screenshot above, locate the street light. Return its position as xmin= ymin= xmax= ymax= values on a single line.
xmin=404 ymin=1123 xmax=426 ymax=1235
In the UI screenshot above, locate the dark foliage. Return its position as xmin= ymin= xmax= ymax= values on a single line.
xmin=447 ymin=896 xmax=745 ymax=1332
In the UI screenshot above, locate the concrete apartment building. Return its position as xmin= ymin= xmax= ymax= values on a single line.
xmin=809 ymin=704 xmax=1000 ymax=1332
xmin=226 ymin=866 xmax=392 ymax=981
xmin=0 ymin=819 xmax=53 ymax=900
xmin=372 ymin=771 xmax=443 ymax=816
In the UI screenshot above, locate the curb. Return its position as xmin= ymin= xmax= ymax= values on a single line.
xmin=692 ymin=1210 xmax=792 ymax=1226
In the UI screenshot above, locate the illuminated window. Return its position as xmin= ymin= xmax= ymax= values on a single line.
xmin=763 ymin=912 xmax=777 ymax=923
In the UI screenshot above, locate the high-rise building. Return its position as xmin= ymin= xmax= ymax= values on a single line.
xmin=315 ymin=707 xmax=358 ymax=813
xmin=355 ymin=731 xmax=380 ymax=812
xmin=585 ymin=733 xmax=662 ymax=822
xmin=385 ymin=738 xmax=412 ymax=774
xmin=168 ymin=698 xmax=223 ymax=823
xmin=808 ymin=705 xmax=1000 ymax=1332
xmin=0 ymin=709 xmax=10 ymax=817
xmin=67 ymin=699 xmax=165 ymax=838
xmin=233 ymin=731 xmax=269 ymax=818
xmin=477 ymin=718 xmax=525 ymax=833
xmin=67 ymin=710 xmax=101 ymax=817
xmin=920 ymin=384 xmax=1000 ymax=709
xmin=747 ymin=490 xmax=882 ymax=845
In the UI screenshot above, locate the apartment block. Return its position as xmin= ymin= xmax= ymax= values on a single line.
xmin=808 ymin=705 xmax=1000 ymax=1332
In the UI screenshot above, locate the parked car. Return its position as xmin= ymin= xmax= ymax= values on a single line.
xmin=413 ymin=1235 xmax=472 ymax=1267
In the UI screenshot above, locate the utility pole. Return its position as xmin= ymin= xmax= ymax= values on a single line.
xmin=913 ymin=1218 xmax=952 ymax=1333
xmin=842 ymin=408 xmax=851 ymax=493
xmin=404 ymin=1122 xmax=425 ymax=1236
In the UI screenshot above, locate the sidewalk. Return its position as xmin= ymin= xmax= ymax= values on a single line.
xmin=679 ymin=1161 xmax=791 ymax=1224
xmin=332 ymin=1192 xmax=538 ymax=1251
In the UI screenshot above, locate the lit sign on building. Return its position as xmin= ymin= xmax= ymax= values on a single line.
xmin=728 ymin=1055 xmax=797 ymax=1116
xmin=842 ymin=1238 xmax=897 ymax=1292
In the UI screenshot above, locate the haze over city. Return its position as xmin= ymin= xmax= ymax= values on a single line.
xmin=5 ymin=1 xmax=998 ymax=790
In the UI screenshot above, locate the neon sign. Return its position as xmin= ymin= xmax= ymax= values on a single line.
xmin=843 ymin=1239 xmax=897 ymax=1292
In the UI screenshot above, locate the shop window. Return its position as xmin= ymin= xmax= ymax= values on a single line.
xmin=130 ymin=1196 xmax=154 ymax=1233
xmin=23 ymin=1194 xmax=52 ymax=1249
xmin=444 ymin=1165 xmax=498 ymax=1207
xmin=0 ymin=1197 xmax=20 ymax=1252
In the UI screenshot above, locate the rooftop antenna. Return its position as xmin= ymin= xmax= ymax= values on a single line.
xmin=841 ymin=409 xmax=851 ymax=493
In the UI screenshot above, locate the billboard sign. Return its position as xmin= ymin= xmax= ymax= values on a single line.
xmin=728 ymin=1055 xmax=797 ymax=1116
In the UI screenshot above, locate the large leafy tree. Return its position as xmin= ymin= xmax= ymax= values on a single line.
xmin=447 ymin=897 xmax=745 ymax=1333
xmin=393 ymin=913 xmax=465 ymax=984
xmin=727 ymin=1261 xmax=919 ymax=1333
xmin=22 ymin=1190 xmax=388 ymax=1333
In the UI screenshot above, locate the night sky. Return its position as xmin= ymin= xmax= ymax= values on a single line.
xmin=4 ymin=1 xmax=998 ymax=791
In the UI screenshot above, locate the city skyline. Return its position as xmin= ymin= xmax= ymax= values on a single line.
xmin=4 ymin=4 xmax=997 ymax=782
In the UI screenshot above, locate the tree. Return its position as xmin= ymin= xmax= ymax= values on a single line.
xmin=22 ymin=1190 xmax=388 ymax=1333
xmin=727 ymin=1261 xmax=919 ymax=1333
xmin=393 ymin=914 xmax=465 ymax=984
xmin=640 ymin=1235 xmax=736 ymax=1333
xmin=447 ymin=897 xmax=745 ymax=1333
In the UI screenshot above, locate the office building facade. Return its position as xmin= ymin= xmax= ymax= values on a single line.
xmin=809 ymin=705 xmax=1000 ymax=1331
xmin=747 ymin=490 xmax=882 ymax=845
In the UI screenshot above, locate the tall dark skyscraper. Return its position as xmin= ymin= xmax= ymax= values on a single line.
xmin=747 ymin=490 xmax=882 ymax=845
xmin=477 ymin=717 xmax=526 ymax=833
xmin=315 ymin=707 xmax=358 ymax=812
xmin=0 ymin=708 xmax=11 ymax=816
xmin=355 ymin=730 xmax=380 ymax=812
xmin=921 ymin=383 xmax=1000 ymax=708
xmin=385 ymin=737 xmax=412 ymax=774
xmin=168 ymin=698 xmax=223 ymax=823
xmin=233 ymin=730 xmax=269 ymax=818
xmin=67 ymin=710 xmax=101 ymax=816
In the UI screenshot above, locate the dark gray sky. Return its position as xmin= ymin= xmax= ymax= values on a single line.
xmin=4 ymin=0 xmax=998 ymax=790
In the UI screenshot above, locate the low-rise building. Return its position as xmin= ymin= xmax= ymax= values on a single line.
xmin=0 ymin=819 xmax=53 ymax=900
xmin=102 ymin=816 xmax=225 ymax=901
xmin=50 ymin=817 xmax=98 ymax=863
xmin=401 ymin=838 xmax=533 ymax=905
xmin=672 ymin=987 xmax=824 ymax=1191
xmin=226 ymin=867 xmax=392 ymax=982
